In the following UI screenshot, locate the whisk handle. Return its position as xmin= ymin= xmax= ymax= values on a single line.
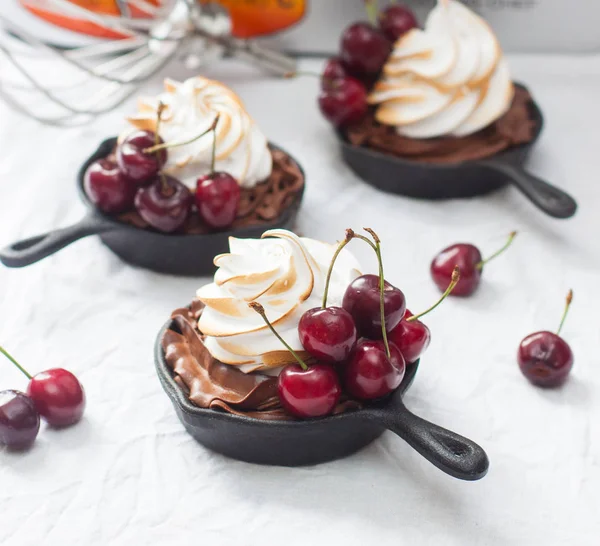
xmin=0 ymin=214 xmax=115 ymax=268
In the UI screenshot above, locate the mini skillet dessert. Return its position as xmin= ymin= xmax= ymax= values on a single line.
xmin=83 ymin=76 xmax=304 ymax=234
xmin=162 ymin=228 xmax=459 ymax=420
xmin=317 ymin=0 xmax=537 ymax=164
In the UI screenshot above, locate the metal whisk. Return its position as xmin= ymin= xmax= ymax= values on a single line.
xmin=0 ymin=0 xmax=296 ymax=126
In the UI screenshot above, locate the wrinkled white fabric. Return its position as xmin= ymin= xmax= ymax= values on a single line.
xmin=0 ymin=56 xmax=599 ymax=546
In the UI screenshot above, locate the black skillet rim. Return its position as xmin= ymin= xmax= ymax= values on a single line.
xmin=155 ymin=318 xmax=420 ymax=428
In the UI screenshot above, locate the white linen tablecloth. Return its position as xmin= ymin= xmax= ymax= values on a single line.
xmin=1 ymin=56 xmax=599 ymax=546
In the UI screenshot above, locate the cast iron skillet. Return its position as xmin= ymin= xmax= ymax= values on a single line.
xmin=155 ymin=319 xmax=489 ymax=480
xmin=0 ymin=138 xmax=305 ymax=276
xmin=339 ymin=84 xmax=577 ymax=219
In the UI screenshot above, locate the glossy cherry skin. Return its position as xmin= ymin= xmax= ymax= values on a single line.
xmin=196 ymin=172 xmax=241 ymax=229
xmin=518 ymin=332 xmax=574 ymax=388
xmin=84 ymin=159 xmax=137 ymax=214
xmin=321 ymin=57 xmax=347 ymax=88
xmin=342 ymin=340 xmax=405 ymax=400
xmin=0 ymin=390 xmax=40 ymax=449
xmin=318 ymin=76 xmax=368 ymax=128
xmin=342 ymin=274 xmax=406 ymax=339
xmin=277 ymin=364 xmax=341 ymax=418
xmin=431 ymin=243 xmax=482 ymax=297
xmin=389 ymin=310 xmax=431 ymax=363
xmin=116 ymin=130 xmax=167 ymax=184
xmin=340 ymin=22 xmax=391 ymax=78
xmin=378 ymin=4 xmax=418 ymax=41
xmin=298 ymin=307 xmax=357 ymax=363
xmin=135 ymin=175 xmax=192 ymax=233
xmin=27 ymin=369 xmax=85 ymax=427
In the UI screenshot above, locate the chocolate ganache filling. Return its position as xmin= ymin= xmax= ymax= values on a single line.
xmin=162 ymin=301 xmax=362 ymax=420
xmin=117 ymin=146 xmax=304 ymax=233
xmin=345 ymin=86 xmax=537 ymax=164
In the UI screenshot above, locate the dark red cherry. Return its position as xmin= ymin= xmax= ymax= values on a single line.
xmin=298 ymin=307 xmax=357 ymax=363
xmin=518 ymin=290 xmax=574 ymax=388
xmin=431 ymin=232 xmax=517 ymax=297
xmin=342 ymin=340 xmax=405 ymax=400
xmin=321 ymin=57 xmax=348 ymax=88
xmin=277 ymin=364 xmax=341 ymax=418
xmin=116 ymin=130 xmax=167 ymax=184
xmin=135 ymin=175 xmax=192 ymax=233
xmin=342 ymin=274 xmax=406 ymax=339
xmin=27 ymin=368 xmax=85 ymax=427
xmin=431 ymin=243 xmax=482 ymax=297
xmin=84 ymin=159 xmax=137 ymax=214
xmin=389 ymin=310 xmax=431 ymax=363
xmin=318 ymin=76 xmax=368 ymax=128
xmin=340 ymin=22 xmax=391 ymax=78
xmin=0 ymin=390 xmax=40 ymax=449
xmin=195 ymin=172 xmax=241 ymax=229
xmin=518 ymin=332 xmax=573 ymax=388
xmin=378 ymin=4 xmax=418 ymax=41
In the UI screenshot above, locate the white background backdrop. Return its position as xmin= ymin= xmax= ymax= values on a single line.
xmin=0 ymin=55 xmax=599 ymax=545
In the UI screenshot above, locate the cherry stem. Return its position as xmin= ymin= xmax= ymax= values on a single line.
xmin=322 ymin=229 xmax=355 ymax=309
xmin=249 ymin=302 xmax=308 ymax=371
xmin=364 ymin=0 xmax=378 ymax=24
xmin=363 ymin=227 xmax=391 ymax=359
xmin=210 ymin=113 xmax=218 ymax=174
xmin=407 ymin=267 xmax=461 ymax=323
xmin=0 ymin=346 xmax=32 ymax=380
xmin=556 ymin=289 xmax=573 ymax=336
xmin=477 ymin=231 xmax=517 ymax=270
xmin=143 ymin=114 xmax=220 ymax=154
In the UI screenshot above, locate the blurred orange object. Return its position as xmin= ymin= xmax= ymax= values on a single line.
xmin=199 ymin=0 xmax=306 ymax=38
xmin=20 ymin=0 xmax=305 ymax=39
xmin=19 ymin=0 xmax=160 ymax=39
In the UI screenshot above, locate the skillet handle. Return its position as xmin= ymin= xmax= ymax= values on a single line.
xmin=373 ymin=399 xmax=489 ymax=481
xmin=0 ymin=214 xmax=116 ymax=268
xmin=479 ymin=159 xmax=577 ymax=219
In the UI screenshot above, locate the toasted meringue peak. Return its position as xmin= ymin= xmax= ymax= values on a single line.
xmin=123 ymin=76 xmax=272 ymax=189
xmin=196 ymin=230 xmax=362 ymax=373
xmin=369 ymin=0 xmax=513 ymax=138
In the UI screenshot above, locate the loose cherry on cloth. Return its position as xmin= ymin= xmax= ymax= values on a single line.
xmin=518 ymin=290 xmax=574 ymax=388
xmin=342 ymin=229 xmax=406 ymax=339
xmin=0 ymin=390 xmax=40 ymax=450
xmin=249 ymin=302 xmax=341 ymax=419
xmin=0 ymin=347 xmax=85 ymax=428
xmin=83 ymin=159 xmax=137 ymax=214
xmin=298 ymin=229 xmax=357 ymax=363
xmin=431 ymin=231 xmax=517 ymax=296
xmin=390 ymin=267 xmax=460 ymax=362
xmin=378 ymin=4 xmax=418 ymax=41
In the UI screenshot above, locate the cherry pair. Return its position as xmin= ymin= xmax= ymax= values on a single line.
xmin=318 ymin=2 xmax=417 ymax=128
xmin=432 ymin=233 xmax=575 ymax=387
xmin=85 ymin=108 xmax=240 ymax=233
xmin=0 ymin=347 xmax=85 ymax=450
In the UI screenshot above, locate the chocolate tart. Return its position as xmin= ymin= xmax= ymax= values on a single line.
xmin=338 ymin=84 xmax=577 ymax=219
xmin=155 ymin=308 xmax=489 ymax=480
xmin=0 ymin=138 xmax=305 ymax=275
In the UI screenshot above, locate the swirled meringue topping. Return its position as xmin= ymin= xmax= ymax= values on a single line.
xmin=196 ymin=229 xmax=362 ymax=374
xmin=125 ymin=76 xmax=272 ymax=189
xmin=368 ymin=0 xmax=514 ymax=139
